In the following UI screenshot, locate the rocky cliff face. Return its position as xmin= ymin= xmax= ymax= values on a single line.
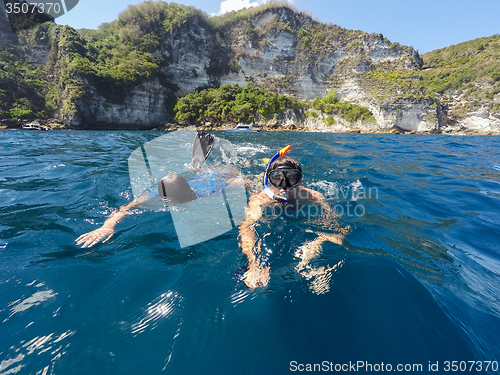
xmin=216 ymin=7 xmax=422 ymax=99
xmin=207 ymin=7 xmax=443 ymax=133
xmin=71 ymin=78 xmax=171 ymax=128
xmin=1 ymin=3 xmax=499 ymax=134
xmin=438 ymin=92 xmax=500 ymax=134
xmin=132 ymin=6 xmax=441 ymax=133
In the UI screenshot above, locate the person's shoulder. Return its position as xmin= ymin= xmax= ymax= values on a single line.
xmin=297 ymin=187 xmax=324 ymax=201
xmin=250 ymin=190 xmax=270 ymax=200
xmin=248 ymin=190 xmax=273 ymax=205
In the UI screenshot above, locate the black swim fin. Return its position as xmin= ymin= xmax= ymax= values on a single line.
xmin=192 ymin=131 xmax=214 ymax=170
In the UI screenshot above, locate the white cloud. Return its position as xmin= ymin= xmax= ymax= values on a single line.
xmin=217 ymin=0 xmax=262 ymax=15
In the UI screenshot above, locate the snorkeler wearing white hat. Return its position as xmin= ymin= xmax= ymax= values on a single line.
xmin=239 ymin=145 xmax=350 ymax=290
xmin=76 ymin=132 xmax=241 ymax=248
xmin=76 ymin=170 xmax=241 ymax=248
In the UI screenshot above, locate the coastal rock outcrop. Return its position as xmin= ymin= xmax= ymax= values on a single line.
xmin=71 ymin=78 xmax=171 ymax=128
xmin=1 ymin=2 xmax=498 ymax=134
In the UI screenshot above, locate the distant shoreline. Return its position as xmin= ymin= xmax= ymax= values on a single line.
xmin=2 ymin=120 xmax=499 ymax=136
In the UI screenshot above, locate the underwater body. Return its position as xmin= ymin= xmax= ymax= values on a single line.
xmin=1 ymin=130 xmax=500 ymax=374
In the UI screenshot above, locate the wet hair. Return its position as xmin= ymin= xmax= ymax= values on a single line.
xmin=269 ymin=155 xmax=302 ymax=173
xmin=158 ymin=173 xmax=197 ymax=203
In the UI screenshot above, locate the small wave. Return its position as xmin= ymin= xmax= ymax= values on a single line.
xmin=8 ymin=290 xmax=58 ymax=319
xmin=44 ymin=163 xmax=66 ymax=170
xmin=26 ymin=280 xmax=45 ymax=287
xmin=230 ymin=289 xmax=250 ymax=306
xmin=119 ymin=189 xmax=133 ymax=200
xmin=308 ymin=179 xmax=365 ymax=201
xmin=234 ymin=143 xmax=270 ymax=157
xmin=480 ymin=188 xmax=500 ymax=198
xmin=0 ymin=330 xmax=74 ymax=375
xmin=307 ymin=180 xmax=340 ymax=197
xmin=23 ymin=330 xmax=74 ymax=355
xmin=0 ymin=353 xmax=25 ymax=375
xmin=445 ymin=141 xmax=475 ymax=148
xmin=350 ymin=179 xmax=363 ymax=201
xmin=131 ymin=291 xmax=182 ymax=336
xmin=209 ymin=138 xmax=239 ymax=165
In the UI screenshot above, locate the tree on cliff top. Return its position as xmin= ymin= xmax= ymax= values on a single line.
xmin=174 ymin=82 xmax=304 ymax=125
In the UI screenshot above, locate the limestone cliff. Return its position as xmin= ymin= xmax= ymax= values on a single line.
xmin=164 ymin=6 xmax=441 ymax=133
xmin=420 ymin=35 xmax=500 ymax=135
xmin=1 ymin=1 xmax=499 ymax=134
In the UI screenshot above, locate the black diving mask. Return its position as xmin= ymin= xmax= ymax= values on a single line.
xmin=268 ymin=168 xmax=302 ymax=189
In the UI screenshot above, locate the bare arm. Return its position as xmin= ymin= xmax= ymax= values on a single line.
xmin=239 ymin=191 xmax=273 ymax=258
xmin=294 ymin=231 xmax=346 ymax=295
xmin=292 ymin=188 xmax=350 ymax=287
xmin=76 ymin=194 xmax=148 ymax=248
xmin=295 ymin=231 xmax=344 ymax=272
xmin=238 ymin=191 xmax=273 ymax=288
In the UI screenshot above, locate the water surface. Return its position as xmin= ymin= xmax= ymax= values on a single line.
xmin=1 ymin=130 xmax=499 ymax=374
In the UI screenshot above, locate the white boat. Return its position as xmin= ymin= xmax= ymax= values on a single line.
xmin=227 ymin=123 xmax=261 ymax=132
xmin=22 ymin=122 xmax=45 ymax=130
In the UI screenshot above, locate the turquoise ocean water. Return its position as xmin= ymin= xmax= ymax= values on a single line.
xmin=1 ymin=130 xmax=500 ymax=374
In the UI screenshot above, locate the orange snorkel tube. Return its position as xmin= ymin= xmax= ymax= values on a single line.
xmin=263 ymin=145 xmax=291 ymax=202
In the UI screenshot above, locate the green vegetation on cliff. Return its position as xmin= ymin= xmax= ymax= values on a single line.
xmin=422 ymin=35 xmax=500 ymax=93
xmin=208 ymin=0 xmax=289 ymax=28
xmin=0 ymin=44 xmax=52 ymax=119
xmin=358 ymin=65 xmax=428 ymax=103
xmin=307 ymin=90 xmax=375 ymax=123
xmin=420 ymin=35 xmax=500 ymax=114
xmin=174 ymin=84 xmax=374 ymax=126
xmin=0 ymin=1 xmax=412 ymax=124
xmin=69 ymin=2 xmax=206 ymax=100
xmin=174 ymin=82 xmax=303 ymax=124
xmin=353 ymin=35 xmax=500 ymax=117
xmin=1 ymin=1 xmax=208 ymax=119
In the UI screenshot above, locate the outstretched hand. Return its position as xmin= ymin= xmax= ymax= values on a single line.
xmin=76 ymin=227 xmax=114 ymax=248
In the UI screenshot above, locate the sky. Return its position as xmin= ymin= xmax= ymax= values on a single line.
xmin=55 ymin=0 xmax=500 ymax=54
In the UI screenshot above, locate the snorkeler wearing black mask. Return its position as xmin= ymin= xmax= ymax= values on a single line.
xmin=238 ymin=146 xmax=350 ymax=290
